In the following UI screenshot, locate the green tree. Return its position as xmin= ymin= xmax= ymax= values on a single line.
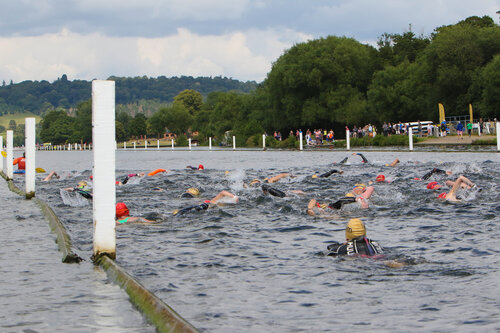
xmin=173 ymin=89 xmax=203 ymax=115
xmin=115 ymin=121 xmax=128 ymax=142
xmin=163 ymin=104 xmax=193 ymax=135
xmin=128 ymin=113 xmax=148 ymax=138
xmin=264 ymin=36 xmax=379 ymax=131
xmin=39 ymin=109 xmax=75 ymax=144
xmin=72 ymin=99 xmax=92 ymax=143
xmin=8 ymin=119 xmax=16 ymax=131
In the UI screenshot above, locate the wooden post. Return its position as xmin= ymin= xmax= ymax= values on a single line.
xmin=92 ymin=80 xmax=116 ymax=260
xmin=6 ymin=130 xmax=13 ymax=179
xmin=25 ymin=118 xmax=36 ymax=198
xmin=346 ymin=129 xmax=350 ymax=150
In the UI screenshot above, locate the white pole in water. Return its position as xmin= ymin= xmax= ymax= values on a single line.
xmin=496 ymin=122 xmax=500 ymax=151
xmin=189 ymin=138 xmax=192 ymax=150
xmin=346 ymin=129 xmax=350 ymax=150
xmin=409 ymin=127 xmax=414 ymax=151
xmin=6 ymin=130 xmax=13 ymax=179
xmin=157 ymin=140 xmax=160 ymax=150
xmin=0 ymin=135 xmax=3 ymax=173
xmin=145 ymin=139 xmax=148 ymax=150
xmin=123 ymin=142 xmax=126 ymax=150
xmin=171 ymin=139 xmax=174 ymax=150
xmin=133 ymin=141 xmax=136 ymax=150
xmin=25 ymin=118 xmax=36 ymax=198
xmin=92 ymin=80 xmax=116 ymax=260
xmin=209 ymin=137 xmax=212 ymax=150
xmin=233 ymin=136 xmax=236 ymax=150
xmin=299 ymin=132 xmax=303 ymax=151
xmin=262 ymin=134 xmax=266 ymax=150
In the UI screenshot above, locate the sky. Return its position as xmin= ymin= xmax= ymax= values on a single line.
xmin=0 ymin=0 xmax=498 ymax=84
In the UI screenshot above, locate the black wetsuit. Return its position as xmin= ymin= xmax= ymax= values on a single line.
xmin=421 ymin=168 xmax=447 ymax=180
xmin=327 ymin=236 xmax=382 ymax=256
xmin=318 ymin=169 xmax=341 ymax=178
xmin=339 ymin=157 xmax=349 ymax=164
xmin=174 ymin=202 xmax=209 ymax=216
xmin=356 ymin=153 xmax=368 ymax=163
xmin=74 ymin=188 xmax=92 ymax=199
xmin=328 ymin=196 xmax=356 ymax=209
xmin=261 ymin=184 xmax=286 ymax=198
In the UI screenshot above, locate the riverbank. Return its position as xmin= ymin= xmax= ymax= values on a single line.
xmin=416 ymin=134 xmax=496 ymax=145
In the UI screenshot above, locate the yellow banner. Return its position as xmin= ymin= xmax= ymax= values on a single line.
xmin=469 ymin=104 xmax=473 ymax=123
xmin=438 ymin=103 xmax=445 ymax=123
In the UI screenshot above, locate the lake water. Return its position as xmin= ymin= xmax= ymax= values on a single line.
xmin=9 ymin=148 xmax=500 ymax=332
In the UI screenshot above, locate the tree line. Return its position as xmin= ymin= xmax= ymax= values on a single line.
xmin=0 ymin=75 xmax=257 ymax=115
xmin=37 ymin=15 xmax=500 ymax=146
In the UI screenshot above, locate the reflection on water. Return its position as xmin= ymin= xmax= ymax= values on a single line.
xmin=28 ymin=150 xmax=500 ymax=332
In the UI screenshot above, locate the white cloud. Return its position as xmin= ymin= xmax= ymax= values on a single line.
xmin=0 ymin=27 xmax=310 ymax=83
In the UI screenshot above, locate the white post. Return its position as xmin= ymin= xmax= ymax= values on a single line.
xmin=299 ymin=132 xmax=303 ymax=151
xmin=133 ymin=141 xmax=136 ymax=150
xmin=189 ymin=138 xmax=192 ymax=150
xmin=262 ymin=134 xmax=266 ymax=150
xmin=496 ymin=122 xmax=500 ymax=151
xmin=25 ymin=118 xmax=36 ymax=198
xmin=68 ymin=143 xmax=71 ymax=151
xmin=346 ymin=129 xmax=350 ymax=150
xmin=92 ymin=80 xmax=116 ymax=260
xmin=74 ymin=143 xmax=78 ymax=150
xmin=124 ymin=142 xmax=126 ymax=150
xmin=233 ymin=136 xmax=236 ymax=150
xmin=171 ymin=139 xmax=174 ymax=150
xmin=0 ymin=135 xmax=3 ymax=173
xmin=409 ymin=127 xmax=414 ymax=151
xmin=6 ymin=130 xmax=13 ymax=179
xmin=209 ymin=137 xmax=212 ymax=150
xmin=145 ymin=140 xmax=148 ymax=150
xmin=157 ymin=140 xmax=160 ymax=149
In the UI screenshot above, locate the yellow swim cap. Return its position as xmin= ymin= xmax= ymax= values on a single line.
xmin=77 ymin=181 xmax=87 ymax=189
xmin=345 ymin=218 xmax=366 ymax=240
xmin=345 ymin=192 xmax=355 ymax=197
xmin=250 ymin=179 xmax=261 ymax=185
xmin=312 ymin=174 xmax=318 ymax=179
xmin=187 ymin=187 xmax=200 ymax=196
xmin=225 ymin=170 xmax=230 ymax=176
xmin=354 ymin=183 xmax=366 ymax=188
xmin=172 ymin=209 xmax=179 ymax=216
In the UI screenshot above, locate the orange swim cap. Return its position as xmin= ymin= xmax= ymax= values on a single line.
xmin=376 ymin=174 xmax=385 ymax=182
xmin=116 ymin=202 xmax=129 ymax=218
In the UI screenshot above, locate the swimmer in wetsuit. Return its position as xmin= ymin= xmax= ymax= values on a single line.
xmin=306 ymin=185 xmax=374 ymax=216
xmin=311 ymin=169 xmax=343 ymax=179
xmin=173 ymin=190 xmax=238 ymax=216
xmin=115 ymin=202 xmax=155 ymax=224
xmin=337 ymin=153 xmax=368 ymax=164
xmin=421 ymin=168 xmax=452 ymax=181
xmin=181 ymin=187 xmax=200 ymax=198
xmin=63 ymin=181 xmax=93 ymax=199
xmin=186 ymin=164 xmax=204 ymax=170
xmin=118 ymin=172 xmax=145 ymax=185
xmin=326 ymin=218 xmax=383 ymax=256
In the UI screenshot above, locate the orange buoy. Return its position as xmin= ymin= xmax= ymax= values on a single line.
xmin=148 ymin=168 xmax=166 ymax=176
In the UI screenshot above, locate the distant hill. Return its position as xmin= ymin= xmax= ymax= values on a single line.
xmin=0 ymin=74 xmax=258 ymax=116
